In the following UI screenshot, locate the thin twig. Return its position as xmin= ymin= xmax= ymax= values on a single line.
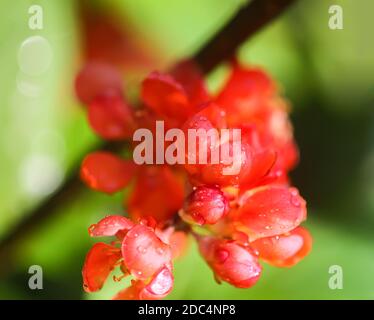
xmin=195 ymin=0 xmax=296 ymax=73
xmin=0 ymin=0 xmax=296 ymax=259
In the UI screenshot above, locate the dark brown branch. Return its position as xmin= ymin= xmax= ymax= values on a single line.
xmin=195 ymin=0 xmax=296 ymax=73
xmin=0 ymin=0 xmax=296 ymax=261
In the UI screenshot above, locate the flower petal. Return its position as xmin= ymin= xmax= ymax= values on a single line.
xmin=75 ymin=62 xmax=123 ymax=105
xmin=88 ymin=215 xmax=134 ymax=237
xmin=141 ymin=71 xmax=191 ymax=125
xmin=81 ymin=152 xmax=136 ymax=194
xmin=235 ymin=186 xmax=307 ymax=240
xmin=156 ymin=228 xmax=189 ymax=259
xmin=127 ymin=166 xmax=184 ymax=222
xmin=181 ymin=186 xmax=229 ymax=225
xmin=169 ymin=231 xmax=189 ymax=259
xmin=170 ymin=60 xmax=209 ymax=108
xmin=199 ymin=237 xmax=262 ymax=288
xmin=182 ymin=104 xmax=251 ymax=187
xmin=217 ymin=65 xmax=275 ymax=103
xmin=121 ymin=225 xmax=172 ymax=280
xmin=112 ymin=267 xmax=173 ymax=300
xmin=238 ymin=126 xmax=277 ymax=189
xmin=82 ymin=243 xmax=122 ymax=292
xmin=215 ymin=65 xmax=275 ymax=126
xmin=88 ymin=91 xmax=135 ymax=140
xmin=140 ymin=266 xmax=174 ymax=299
xmin=239 ymin=149 xmax=277 ymax=190
xmin=112 ymin=280 xmax=144 ymax=300
xmin=251 ymin=226 xmax=312 ymax=267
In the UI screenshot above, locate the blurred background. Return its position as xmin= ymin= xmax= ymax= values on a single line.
xmin=0 ymin=0 xmax=374 ymax=299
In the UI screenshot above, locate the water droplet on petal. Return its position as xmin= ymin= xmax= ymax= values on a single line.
xmin=137 ymin=246 xmax=147 ymax=254
xmin=290 ymin=195 xmax=301 ymax=207
xmin=216 ymin=249 xmax=229 ymax=263
xmin=193 ymin=214 xmax=206 ymax=225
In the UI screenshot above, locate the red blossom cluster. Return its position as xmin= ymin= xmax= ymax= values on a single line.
xmin=76 ymin=59 xmax=312 ymax=299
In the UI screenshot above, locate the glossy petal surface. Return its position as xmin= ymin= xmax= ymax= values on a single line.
xmin=251 ymin=227 xmax=312 ymax=267
xmin=75 ymin=62 xmax=123 ymax=105
xmin=81 ymin=152 xmax=135 ymax=194
xmin=236 ymin=186 xmax=307 ymax=240
xmin=82 ymin=243 xmax=121 ymax=292
xmin=88 ymin=215 xmax=134 ymax=237
xmin=88 ymin=91 xmax=134 ymax=140
xmin=121 ymin=225 xmax=172 ymax=280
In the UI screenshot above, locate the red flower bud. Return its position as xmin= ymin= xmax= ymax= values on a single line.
xmin=181 ymin=186 xmax=229 ymax=225
xmin=198 ymin=237 xmax=262 ymax=288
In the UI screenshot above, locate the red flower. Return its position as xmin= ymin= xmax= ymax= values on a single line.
xmin=77 ymin=60 xmax=311 ymax=299
xmin=82 ymin=215 xmax=176 ymax=299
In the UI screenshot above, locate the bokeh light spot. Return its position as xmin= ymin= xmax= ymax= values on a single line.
xmin=18 ymin=35 xmax=52 ymax=76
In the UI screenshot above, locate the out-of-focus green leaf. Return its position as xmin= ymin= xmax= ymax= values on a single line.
xmin=0 ymin=0 xmax=97 ymax=237
xmin=109 ymin=0 xmax=246 ymax=63
xmin=288 ymin=0 xmax=374 ymax=113
xmin=238 ymin=19 xmax=307 ymax=104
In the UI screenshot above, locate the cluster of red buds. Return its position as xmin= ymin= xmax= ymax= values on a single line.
xmin=76 ymin=59 xmax=312 ymax=299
